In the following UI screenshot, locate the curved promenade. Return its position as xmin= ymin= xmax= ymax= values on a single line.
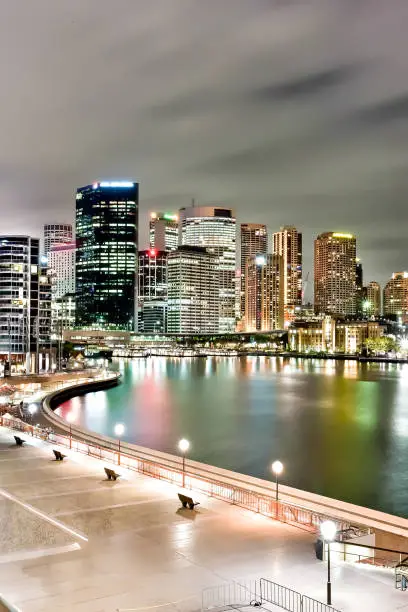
xmin=39 ymin=371 xmax=408 ymax=545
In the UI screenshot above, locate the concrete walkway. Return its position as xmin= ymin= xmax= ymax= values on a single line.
xmin=0 ymin=426 xmax=407 ymax=612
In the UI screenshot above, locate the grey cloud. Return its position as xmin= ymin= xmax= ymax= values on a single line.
xmin=253 ymin=65 xmax=359 ymax=103
xmin=354 ymin=94 xmax=408 ymax=126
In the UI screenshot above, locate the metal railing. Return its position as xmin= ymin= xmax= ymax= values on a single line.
xmin=202 ymin=580 xmax=341 ymax=612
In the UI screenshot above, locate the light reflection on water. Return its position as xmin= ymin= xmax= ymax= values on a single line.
xmin=56 ymin=357 xmax=408 ymax=516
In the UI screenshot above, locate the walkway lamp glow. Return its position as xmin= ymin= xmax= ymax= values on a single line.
xmin=178 ymin=438 xmax=190 ymax=487
xmin=271 ymin=460 xmax=284 ymax=502
xmin=66 ymin=412 xmax=75 ymax=449
xmin=114 ymin=423 xmax=125 ymax=466
xmin=320 ymin=520 xmax=337 ymax=606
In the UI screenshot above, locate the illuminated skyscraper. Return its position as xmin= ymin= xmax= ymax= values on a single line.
xmin=179 ymin=205 xmax=236 ymax=332
xmin=244 ymin=254 xmax=283 ymax=331
xmin=365 ymin=281 xmax=381 ymax=317
xmin=383 ymin=273 xmax=408 ymax=322
xmin=314 ymin=232 xmax=357 ymax=316
xmin=240 ymin=224 xmax=268 ymax=319
xmin=138 ymin=249 xmax=168 ymax=333
xmin=272 ymin=226 xmax=302 ymax=326
xmin=43 ymin=224 xmax=72 ymax=258
xmin=167 ymin=246 xmax=219 ymax=333
xmin=75 ymin=181 xmax=138 ymax=330
xmin=149 ymin=212 xmax=178 ymax=251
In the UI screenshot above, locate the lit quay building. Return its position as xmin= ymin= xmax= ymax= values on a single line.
xmin=149 ymin=212 xmax=178 ymax=252
xmin=138 ymin=249 xmax=168 ymax=333
xmin=167 ymin=246 xmax=219 ymax=333
xmin=244 ymin=254 xmax=283 ymax=332
xmin=383 ymin=272 xmax=408 ymax=323
xmin=314 ymin=232 xmax=357 ymax=316
xmin=365 ymin=281 xmax=381 ymax=317
xmin=179 ymin=205 xmax=236 ymax=332
xmin=240 ymin=223 xmax=268 ymax=320
xmin=75 ymin=181 xmax=138 ymax=330
xmin=273 ymin=226 xmax=302 ymax=326
xmin=289 ymin=317 xmax=385 ymax=354
xmin=43 ymin=223 xmax=72 ymax=257
xmin=0 ymin=236 xmax=53 ymax=373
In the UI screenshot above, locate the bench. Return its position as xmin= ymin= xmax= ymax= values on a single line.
xmin=14 ymin=436 xmax=25 ymax=446
xmin=178 ymin=493 xmax=200 ymax=510
xmin=104 ymin=467 xmax=120 ymax=481
xmin=53 ymin=449 xmax=67 ymax=461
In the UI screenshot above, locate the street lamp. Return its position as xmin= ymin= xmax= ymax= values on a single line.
xmin=66 ymin=412 xmax=75 ymax=449
xmin=114 ymin=423 xmax=125 ymax=465
xmin=271 ymin=460 xmax=284 ymax=502
xmin=178 ymin=438 xmax=190 ymax=487
xmin=320 ymin=520 xmax=337 ymax=606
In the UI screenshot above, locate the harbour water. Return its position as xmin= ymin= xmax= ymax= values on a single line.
xmin=56 ymin=357 xmax=408 ymax=517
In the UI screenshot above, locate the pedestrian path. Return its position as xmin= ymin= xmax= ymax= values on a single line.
xmin=0 ymin=426 xmax=407 ymax=612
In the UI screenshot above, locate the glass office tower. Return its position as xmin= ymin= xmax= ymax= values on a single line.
xmin=75 ymin=181 xmax=139 ymax=330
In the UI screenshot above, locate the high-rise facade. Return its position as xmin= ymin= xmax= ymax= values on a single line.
xmin=167 ymin=246 xmax=219 ymax=333
xmin=0 ymin=236 xmax=52 ymax=373
xmin=240 ymin=224 xmax=268 ymax=319
xmin=179 ymin=205 xmax=236 ymax=332
xmin=383 ymin=272 xmax=408 ymax=322
xmin=44 ymin=224 xmax=72 ymax=257
xmin=365 ymin=281 xmax=381 ymax=317
xmin=355 ymin=259 xmax=364 ymax=315
xmin=49 ymin=242 xmax=76 ymax=299
xmin=138 ymin=249 xmax=168 ymax=333
xmin=272 ymin=226 xmax=302 ymax=326
xmin=314 ymin=232 xmax=357 ymax=316
xmin=75 ymin=181 xmax=138 ymax=330
xmin=149 ymin=212 xmax=178 ymax=251
xmin=244 ymin=254 xmax=283 ymax=331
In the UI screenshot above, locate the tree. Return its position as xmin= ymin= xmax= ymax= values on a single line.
xmin=364 ymin=336 xmax=399 ymax=355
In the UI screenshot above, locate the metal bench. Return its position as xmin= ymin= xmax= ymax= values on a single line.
xmin=178 ymin=492 xmax=200 ymax=510
xmin=14 ymin=436 xmax=25 ymax=446
xmin=104 ymin=467 xmax=120 ymax=481
xmin=53 ymin=449 xmax=67 ymax=461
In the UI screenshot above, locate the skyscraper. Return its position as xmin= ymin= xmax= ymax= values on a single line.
xmin=43 ymin=224 xmax=72 ymax=258
xmin=355 ymin=259 xmax=364 ymax=315
xmin=240 ymin=224 xmax=268 ymax=319
xmin=0 ymin=236 xmax=52 ymax=373
xmin=244 ymin=254 xmax=283 ymax=331
xmin=179 ymin=205 xmax=236 ymax=332
xmin=365 ymin=281 xmax=381 ymax=317
xmin=138 ymin=249 xmax=168 ymax=333
xmin=314 ymin=232 xmax=357 ymax=316
xmin=383 ymin=272 xmax=408 ymax=323
xmin=167 ymin=246 xmax=219 ymax=333
xmin=149 ymin=212 xmax=178 ymax=251
xmin=272 ymin=226 xmax=302 ymax=326
xmin=48 ymin=242 xmax=76 ymax=299
xmin=75 ymin=181 xmax=138 ymax=330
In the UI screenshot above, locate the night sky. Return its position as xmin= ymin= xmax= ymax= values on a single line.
xmin=1 ymin=1 xmax=407 ymax=292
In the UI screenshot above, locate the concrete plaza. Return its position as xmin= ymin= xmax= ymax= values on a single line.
xmin=0 ymin=427 xmax=407 ymax=612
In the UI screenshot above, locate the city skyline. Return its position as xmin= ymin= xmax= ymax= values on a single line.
xmin=1 ymin=2 xmax=408 ymax=288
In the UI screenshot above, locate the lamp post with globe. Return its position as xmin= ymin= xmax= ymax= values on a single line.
xmin=320 ymin=520 xmax=337 ymax=605
xmin=178 ymin=438 xmax=190 ymax=487
xmin=114 ymin=423 xmax=125 ymax=466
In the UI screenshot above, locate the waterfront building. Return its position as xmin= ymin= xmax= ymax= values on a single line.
xmin=43 ymin=223 xmax=72 ymax=258
xmin=289 ymin=317 xmax=384 ymax=354
xmin=138 ymin=249 xmax=168 ymax=333
xmin=244 ymin=254 xmax=283 ymax=331
xmin=365 ymin=281 xmax=381 ymax=317
xmin=314 ymin=232 xmax=357 ymax=316
xmin=383 ymin=272 xmax=408 ymax=323
xmin=167 ymin=246 xmax=219 ymax=333
xmin=179 ymin=205 xmax=236 ymax=332
xmin=272 ymin=226 xmax=302 ymax=327
xmin=149 ymin=212 xmax=178 ymax=252
xmin=75 ymin=181 xmax=138 ymax=330
xmin=240 ymin=224 xmax=268 ymax=320
xmin=0 ymin=236 xmax=53 ymax=373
